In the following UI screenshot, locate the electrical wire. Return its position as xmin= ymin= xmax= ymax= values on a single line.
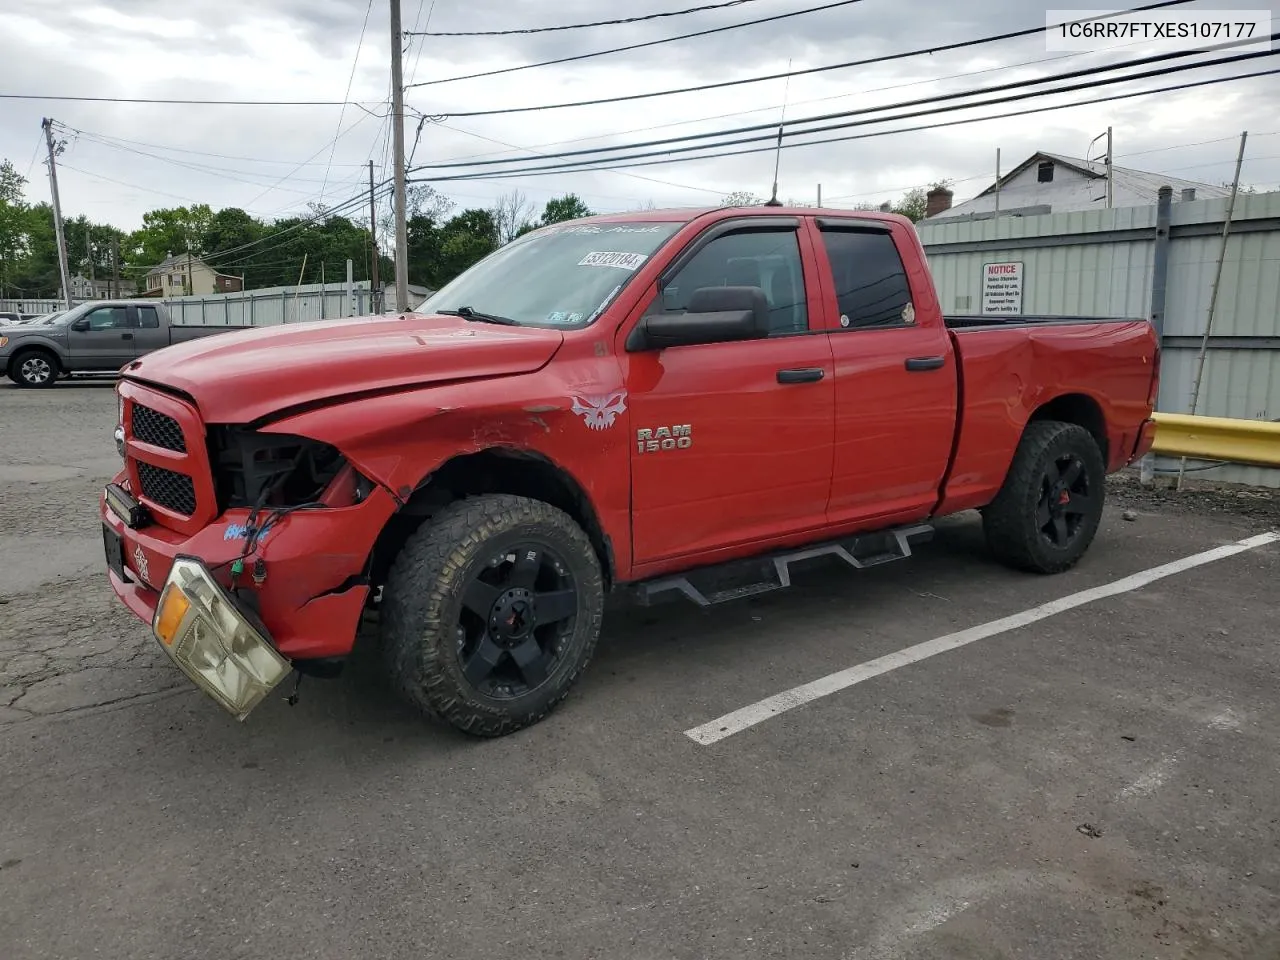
xmin=320 ymin=0 xmax=376 ymax=204
xmin=244 ymin=108 xmax=384 ymax=210
xmin=411 ymin=0 xmax=762 ymax=36
xmin=0 ymin=94 xmax=372 ymax=106
xmin=405 ymin=0 xmax=867 ymax=88
xmin=410 ymin=66 xmax=1279 ymax=182
xmin=415 ymin=37 xmax=1274 ymax=173
xmin=431 ymin=119 xmax=726 ymax=197
xmin=428 ymin=0 xmax=1197 ymax=115
xmin=423 ymin=43 xmax=1105 ymax=166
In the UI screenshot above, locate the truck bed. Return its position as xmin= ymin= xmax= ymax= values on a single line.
xmin=944 ymin=314 xmax=1144 ymax=329
xmin=936 ymin=315 xmax=1159 ymax=517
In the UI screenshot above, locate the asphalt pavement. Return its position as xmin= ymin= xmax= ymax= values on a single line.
xmin=2 ymin=378 xmax=1279 ymax=960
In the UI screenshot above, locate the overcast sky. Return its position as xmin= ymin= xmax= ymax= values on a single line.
xmin=1 ymin=0 xmax=1277 ymax=232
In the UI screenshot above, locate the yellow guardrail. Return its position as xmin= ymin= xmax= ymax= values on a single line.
xmin=1150 ymin=412 xmax=1280 ymax=467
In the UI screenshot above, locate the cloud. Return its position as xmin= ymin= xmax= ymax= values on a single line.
xmin=0 ymin=0 xmax=1274 ymax=234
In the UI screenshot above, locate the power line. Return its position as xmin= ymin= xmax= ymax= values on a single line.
xmin=411 ymin=0 xmax=762 ymax=36
xmin=405 ymin=0 xmax=867 ymax=88
xmin=413 ymin=40 xmax=1276 ymax=173
xmin=410 ymin=66 xmax=1279 ymax=183
xmin=426 ymin=46 xmax=1099 ymax=166
xmin=433 ymin=120 xmax=726 ymax=197
xmin=244 ymin=108 xmax=384 ymax=210
xmin=321 ymin=0 xmax=376 ymax=204
xmin=55 ymin=125 xmax=351 ymax=196
xmin=421 ymin=0 xmax=1196 ymax=113
xmin=0 ymin=93 xmax=374 ymax=106
xmin=34 ymin=129 xmax=377 ymax=168
xmin=822 ymin=135 xmax=1280 ymax=204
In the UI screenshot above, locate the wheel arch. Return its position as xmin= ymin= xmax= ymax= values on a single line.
xmin=7 ymin=344 xmax=62 ymax=381
xmin=1027 ymin=393 xmax=1108 ymax=463
xmin=367 ymin=447 xmax=615 ymax=592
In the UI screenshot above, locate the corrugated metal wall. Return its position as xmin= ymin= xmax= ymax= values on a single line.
xmin=164 ymin=282 xmax=377 ymax=326
xmin=917 ymin=191 xmax=1280 ymax=487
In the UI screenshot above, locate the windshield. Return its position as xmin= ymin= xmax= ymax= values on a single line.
xmin=421 ymin=221 xmax=683 ymax=329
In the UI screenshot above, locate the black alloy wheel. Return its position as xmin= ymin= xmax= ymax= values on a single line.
xmin=1036 ymin=454 xmax=1096 ymax=548
xmin=380 ymin=493 xmax=605 ymax=737
xmin=983 ymin=420 xmax=1107 ymax=574
xmin=455 ymin=543 xmax=579 ymax=699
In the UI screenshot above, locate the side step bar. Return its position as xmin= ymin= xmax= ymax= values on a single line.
xmin=631 ymin=523 xmax=934 ymax=608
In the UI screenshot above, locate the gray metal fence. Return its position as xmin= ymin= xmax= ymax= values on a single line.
xmin=916 ymin=190 xmax=1280 ymax=487
xmin=163 ymin=282 xmax=378 ymax=326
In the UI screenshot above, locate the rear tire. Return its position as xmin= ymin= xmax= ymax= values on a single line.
xmin=380 ymin=493 xmax=605 ymax=737
xmin=9 ymin=349 xmax=59 ymax=388
xmin=982 ymin=420 xmax=1106 ymax=574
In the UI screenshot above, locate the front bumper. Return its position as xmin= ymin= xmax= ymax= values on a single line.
xmin=102 ymin=470 xmax=398 ymax=716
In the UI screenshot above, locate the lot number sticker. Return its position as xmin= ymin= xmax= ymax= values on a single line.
xmin=579 ymin=251 xmax=648 ymax=270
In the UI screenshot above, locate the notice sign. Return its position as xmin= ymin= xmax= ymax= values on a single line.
xmin=981 ymin=261 xmax=1024 ymax=315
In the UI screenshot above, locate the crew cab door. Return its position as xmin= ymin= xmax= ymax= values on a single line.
xmin=809 ymin=217 xmax=958 ymax=526
xmin=65 ymin=304 xmax=135 ymax=370
xmin=621 ymin=217 xmax=835 ymax=566
xmin=129 ymin=304 xmax=168 ymax=355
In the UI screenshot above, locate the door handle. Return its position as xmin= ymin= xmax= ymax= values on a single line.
xmin=904 ymin=356 xmax=945 ymax=372
xmin=121 ymin=332 xmax=134 ymax=340
xmin=776 ymin=367 xmax=825 ymax=384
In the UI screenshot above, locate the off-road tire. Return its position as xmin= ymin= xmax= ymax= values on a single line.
xmin=9 ymin=349 xmax=59 ymax=388
xmin=380 ymin=493 xmax=605 ymax=737
xmin=982 ymin=420 xmax=1106 ymax=574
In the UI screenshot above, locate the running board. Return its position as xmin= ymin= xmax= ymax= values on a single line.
xmin=632 ymin=523 xmax=934 ymax=608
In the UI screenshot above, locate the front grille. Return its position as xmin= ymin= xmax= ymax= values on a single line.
xmin=137 ymin=461 xmax=197 ymax=516
xmin=132 ymin=404 xmax=186 ymax=452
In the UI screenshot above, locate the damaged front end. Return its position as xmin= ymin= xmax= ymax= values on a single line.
xmin=103 ymin=380 xmax=401 ymax=719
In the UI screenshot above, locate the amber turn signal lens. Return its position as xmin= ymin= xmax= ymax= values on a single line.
xmin=154 ymin=587 xmax=191 ymax=646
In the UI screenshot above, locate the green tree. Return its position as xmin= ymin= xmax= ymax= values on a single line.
xmin=437 ymin=208 xmax=497 ymax=283
xmin=126 ymin=204 xmax=214 ymax=271
xmin=0 ymin=159 xmax=32 ymax=298
xmin=891 ymin=180 xmax=953 ymax=223
xmin=720 ymin=191 xmax=761 ymax=207
xmin=539 ymin=193 xmax=594 ymax=225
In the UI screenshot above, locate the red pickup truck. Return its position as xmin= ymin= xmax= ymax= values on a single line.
xmin=100 ymin=206 xmax=1159 ymax=735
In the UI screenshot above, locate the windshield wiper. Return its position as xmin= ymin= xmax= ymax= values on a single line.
xmin=437 ymin=306 xmax=520 ymax=326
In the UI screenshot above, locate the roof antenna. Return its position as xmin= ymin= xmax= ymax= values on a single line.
xmin=765 ymin=58 xmax=792 ymax=207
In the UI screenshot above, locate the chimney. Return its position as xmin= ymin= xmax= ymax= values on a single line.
xmin=1180 ymin=187 xmax=1196 ymax=201
xmin=925 ymin=186 xmax=954 ymax=218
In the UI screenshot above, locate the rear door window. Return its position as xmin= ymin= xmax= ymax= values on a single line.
xmin=817 ymin=229 xmax=913 ymax=329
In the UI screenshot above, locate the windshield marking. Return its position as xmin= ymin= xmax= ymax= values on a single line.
xmin=578 ymin=251 xmax=648 ymax=270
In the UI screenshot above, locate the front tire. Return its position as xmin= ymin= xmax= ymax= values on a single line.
xmin=380 ymin=493 xmax=605 ymax=737
xmin=9 ymin=349 xmax=59 ymax=388
xmin=982 ymin=421 xmax=1106 ymax=574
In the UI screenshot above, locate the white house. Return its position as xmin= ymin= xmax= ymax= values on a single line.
xmin=926 ymin=152 xmax=1232 ymax=221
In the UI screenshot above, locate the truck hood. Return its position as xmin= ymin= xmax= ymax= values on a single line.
xmin=124 ymin=313 xmax=565 ymax=423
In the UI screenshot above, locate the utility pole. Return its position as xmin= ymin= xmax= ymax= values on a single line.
xmin=86 ymin=229 xmax=95 ymax=289
xmin=42 ymin=118 xmax=74 ymax=311
xmin=112 ymin=236 xmax=120 ymax=298
xmin=368 ymin=159 xmax=382 ymax=314
xmin=1105 ymin=126 xmax=1114 ymax=209
xmin=389 ymin=0 xmax=410 ymax=313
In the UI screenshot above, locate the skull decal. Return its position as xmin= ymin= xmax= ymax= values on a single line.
xmin=571 ymin=391 xmax=628 ymax=431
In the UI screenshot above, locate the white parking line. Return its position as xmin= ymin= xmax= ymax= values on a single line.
xmin=685 ymin=531 xmax=1280 ymax=746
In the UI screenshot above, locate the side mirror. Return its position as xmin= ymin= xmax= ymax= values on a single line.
xmin=627 ymin=285 xmax=769 ymax=351
xmin=71 ymin=318 xmax=90 ymax=332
